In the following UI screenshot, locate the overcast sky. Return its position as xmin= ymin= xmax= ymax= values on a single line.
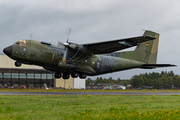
xmin=0 ymin=0 xmax=179 ymax=79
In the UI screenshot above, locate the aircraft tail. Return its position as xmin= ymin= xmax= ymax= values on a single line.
xmin=119 ymin=30 xmax=159 ymax=64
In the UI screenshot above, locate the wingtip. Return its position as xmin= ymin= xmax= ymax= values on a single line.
xmin=170 ymin=64 xmax=177 ymax=67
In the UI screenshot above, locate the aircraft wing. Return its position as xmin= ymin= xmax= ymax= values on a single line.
xmin=83 ymin=30 xmax=156 ymax=54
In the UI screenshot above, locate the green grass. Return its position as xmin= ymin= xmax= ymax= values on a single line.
xmin=0 ymin=88 xmax=180 ymax=92
xmin=0 ymin=95 xmax=180 ymax=119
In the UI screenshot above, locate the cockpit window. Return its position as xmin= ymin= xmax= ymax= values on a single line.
xmin=15 ymin=39 xmax=26 ymax=47
xmin=15 ymin=42 xmax=20 ymax=45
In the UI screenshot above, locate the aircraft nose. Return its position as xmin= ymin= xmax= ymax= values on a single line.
xmin=3 ymin=46 xmax=12 ymax=57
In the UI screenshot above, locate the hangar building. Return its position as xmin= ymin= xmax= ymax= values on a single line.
xmin=0 ymin=53 xmax=85 ymax=89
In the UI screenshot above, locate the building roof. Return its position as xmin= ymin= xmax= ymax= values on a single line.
xmin=0 ymin=68 xmax=53 ymax=73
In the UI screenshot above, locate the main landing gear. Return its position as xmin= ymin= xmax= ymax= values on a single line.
xmin=54 ymin=72 xmax=87 ymax=79
xmin=63 ymin=73 xmax=69 ymax=79
xmin=54 ymin=72 xmax=61 ymax=78
xmin=79 ymin=73 xmax=87 ymax=79
xmin=54 ymin=72 xmax=69 ymax=79
xmin=71 ymin=72 xmax=79 ymax=78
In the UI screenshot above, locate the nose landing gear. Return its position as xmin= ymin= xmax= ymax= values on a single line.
xmin=15 ymin=61 xmax=22 ymax=67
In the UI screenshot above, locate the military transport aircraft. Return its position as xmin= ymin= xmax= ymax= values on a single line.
xmin=3 ymin=30 xmax=176 ymax=79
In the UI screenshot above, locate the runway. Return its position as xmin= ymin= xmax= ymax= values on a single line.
xmin=0 ymin=92 xmax=180 ymax=95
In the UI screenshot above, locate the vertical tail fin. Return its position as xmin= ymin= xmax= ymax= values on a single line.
xmin=119 ymin=30 xmax=159 ymax=64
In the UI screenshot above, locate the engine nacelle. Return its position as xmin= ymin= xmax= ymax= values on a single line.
xmin=68 ymin=42 xmax=85 ymax=54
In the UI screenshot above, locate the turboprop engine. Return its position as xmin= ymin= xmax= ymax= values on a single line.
xmin=62 ymin=41 xmax=88 ymax=63
xmin=64 ymin=42 xmax=85 ymax=54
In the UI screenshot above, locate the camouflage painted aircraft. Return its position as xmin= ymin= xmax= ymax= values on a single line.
xmin=3 ymin=30 xmax=176 ymax=79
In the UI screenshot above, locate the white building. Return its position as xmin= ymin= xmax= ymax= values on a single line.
xmin=74 ymin=77 xmax=85 ymax=89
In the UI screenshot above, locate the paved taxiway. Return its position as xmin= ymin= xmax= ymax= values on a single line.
xmin=0 ymin=92 xmax=180 ymax=95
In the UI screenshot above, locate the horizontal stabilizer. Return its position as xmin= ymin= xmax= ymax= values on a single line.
xmin=141 ymin=64 xmax=177 ymax=69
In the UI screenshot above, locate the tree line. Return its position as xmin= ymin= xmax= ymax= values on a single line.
xmin=86 ymin=77 xmax=130 ymax=86
xmin=86 ymin=71 xmax=180 ymax=89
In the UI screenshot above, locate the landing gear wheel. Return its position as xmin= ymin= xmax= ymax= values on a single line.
xmin=63 ymin=73 xmax=69 ymax=79
xmin=79 ymin=73 xmax=87 ymax=79
xmin=15 ymin=61 xmax=22 ymax=67
xmin=54 ymin=73 xmax=61 ymax=78
xmin=71 ymin=72 xmax=79 ymax=78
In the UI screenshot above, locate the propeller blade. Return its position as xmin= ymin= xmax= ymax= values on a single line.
xmin=67 ymin=28 xmax=71 ymax=43
xmin=62 ymin=48 xmax=68 ymax=62
xmin=57 ymin=41 xmax=64 ymax=47
xmin=62 ymin=28 xmax=72 ymax=62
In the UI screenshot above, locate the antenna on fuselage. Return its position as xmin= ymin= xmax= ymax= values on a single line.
xmin=30 ymin=33 xmax=33 ymax=40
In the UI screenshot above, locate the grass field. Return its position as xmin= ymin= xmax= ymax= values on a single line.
xmin=0 ymin=88 xmax=180 ymax=92
xmin=0 ymin=95 xmax=180 ymax=119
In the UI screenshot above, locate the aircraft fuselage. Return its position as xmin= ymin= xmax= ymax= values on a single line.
xmin=3 ymin=39 xmax=144 ymax=79
xmin=3 ymin=30 xmax=175 ymax=79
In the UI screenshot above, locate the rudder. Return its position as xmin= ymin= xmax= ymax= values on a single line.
xmin=119 ymin=30 xmax=159 ymax=64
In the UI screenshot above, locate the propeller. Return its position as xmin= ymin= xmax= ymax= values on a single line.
xmin=62 ymin=28 xmax=71 ymax=62
xmin=57 ymin=41 xmax=64 ymax=47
